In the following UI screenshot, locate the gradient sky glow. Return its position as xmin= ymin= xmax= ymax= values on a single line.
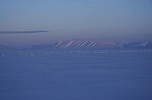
xmin=0 ymin=0 xmax=152 ymax=47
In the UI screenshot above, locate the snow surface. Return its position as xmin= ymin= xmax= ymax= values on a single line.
xmin=0 ymin=50 xmax=152 ymax=100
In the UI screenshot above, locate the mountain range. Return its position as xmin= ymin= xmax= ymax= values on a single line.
xmin=0 ymin=40 xmax=152 ymax=50
xmin=30 ymin=40 xmax=152 ymax=50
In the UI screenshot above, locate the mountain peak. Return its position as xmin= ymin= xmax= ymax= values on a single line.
xmin=29 ymin=40 xmax=152 ymax=50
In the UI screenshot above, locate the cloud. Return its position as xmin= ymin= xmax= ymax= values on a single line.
xmin=0 ymin=31 xmax=48 ymax=34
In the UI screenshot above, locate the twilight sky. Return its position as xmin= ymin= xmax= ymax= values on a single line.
xmin=0 ymin=0 xmax=152 ymax=47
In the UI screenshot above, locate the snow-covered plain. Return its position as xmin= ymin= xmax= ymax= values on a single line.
xmin=0 ymin=50 xmax=152 ymax=100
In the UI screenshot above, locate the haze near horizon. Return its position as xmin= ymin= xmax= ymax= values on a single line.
xmin=0 ymin=0 xmax=152 ymax=47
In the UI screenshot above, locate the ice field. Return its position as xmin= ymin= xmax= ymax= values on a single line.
xmin=0 ymin=50 xmax=152 ymax=100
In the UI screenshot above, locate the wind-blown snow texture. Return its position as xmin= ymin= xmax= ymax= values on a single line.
xmin=0 ymin=49 xmax=152 ymax=100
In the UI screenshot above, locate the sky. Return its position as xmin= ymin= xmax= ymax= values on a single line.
xmin=0 ymin=0 xmax=152 ymax=47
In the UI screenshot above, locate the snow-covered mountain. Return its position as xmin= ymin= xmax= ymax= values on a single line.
xmin=1 ymin=40 xmax=151 ymax=50
xmin=30 ymin=40 xmax=152 ymax=50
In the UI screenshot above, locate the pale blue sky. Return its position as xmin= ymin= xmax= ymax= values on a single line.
xmin=0 ymin=0 xmax=152 ymax=47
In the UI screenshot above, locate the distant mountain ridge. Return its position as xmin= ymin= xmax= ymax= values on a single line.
xmin=0 ymin=40 xmax=152 ymax=50
xmin=30 ymin=40 xmax=152 ymax=50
